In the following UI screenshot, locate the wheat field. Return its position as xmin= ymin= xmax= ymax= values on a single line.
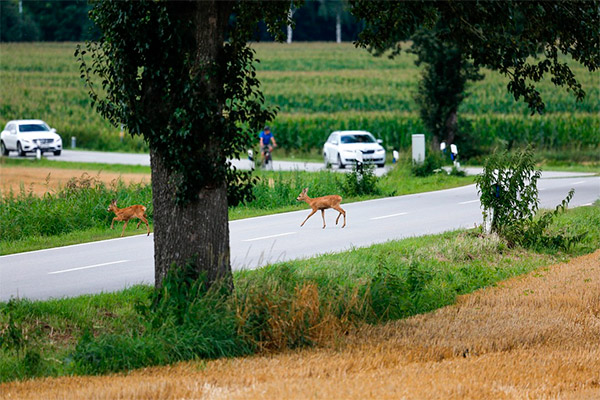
xmin=2 ymin=250 xmax=598 ymax=399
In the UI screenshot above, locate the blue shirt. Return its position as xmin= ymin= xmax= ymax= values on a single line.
xmin=260 ymin=130 xmax=273 ymax=145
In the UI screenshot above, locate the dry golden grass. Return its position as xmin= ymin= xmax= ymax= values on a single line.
xmin=2 ymin=250 xmax=599 ymax=400
xmin=0 ymin=166 xmax=149 ymax=197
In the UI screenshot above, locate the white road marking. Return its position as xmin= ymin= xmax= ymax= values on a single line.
xmin=0 ymin=234 xmax=151 ymax=259
xmin=242 ymin=232 xmax=296 ymax=242
xmin=458 ymin=199 xmax=479 ymax=205
xmin=370 ymin=212 xmax=408 ymax=220
xmin=582 ymin=203 xmax=593 ymax=206
xmin=48 ymin=260 xmax=130 ymax=275
xmin=573 ymin=181 xmax=585 ymax=185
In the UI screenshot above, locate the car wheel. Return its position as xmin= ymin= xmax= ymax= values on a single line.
xmin=377 ymin=163 xmax=385 ymax=168
xmin=17 ymin=142 xmax=26 ymax=157
xmin=337 ymin=153 xmax=345 ymax=169
xmin=53 ymin=150 xmax=61 ymax=156
xmin=324 ymin=153 xmax=331 ymax=168
xmin=0 ymin=141 xmax=8 ymax=156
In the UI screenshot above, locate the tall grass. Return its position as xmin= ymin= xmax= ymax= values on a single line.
xmin=0 ymin=174 xmax=153 ymax=250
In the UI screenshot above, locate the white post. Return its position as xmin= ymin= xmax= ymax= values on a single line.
xmin=412 ymin=134 xmax=425 ymax=164
xmin=336 ymin=13 xmax=342 ymax=43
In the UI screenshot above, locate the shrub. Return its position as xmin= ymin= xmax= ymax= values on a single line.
xmin=342 ymin=162 xmax=380 ymax=196
xmin=411 ymin=151 xmax=444 ymax=177
xmin=475 ymin=147 xmax=582 ymax=249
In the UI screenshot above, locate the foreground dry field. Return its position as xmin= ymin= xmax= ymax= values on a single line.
xmin=2 ymin=250 xmax=599 ymax=399
xmin=0 ymin=166 xmax=150 ymax=196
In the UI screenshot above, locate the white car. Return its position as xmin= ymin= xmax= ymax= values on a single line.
xmin=323 ymin=130 xmax=386 ymax=169
xmin=1 ymin=119 xmax=62 ymax=157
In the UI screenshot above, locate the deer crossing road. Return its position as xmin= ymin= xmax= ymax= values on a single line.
xmin=1 ymin=174 xmax=598 ymax=301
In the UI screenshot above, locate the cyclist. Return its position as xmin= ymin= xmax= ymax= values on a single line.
xmin=259 ymin=126 xmax=277 ymax=166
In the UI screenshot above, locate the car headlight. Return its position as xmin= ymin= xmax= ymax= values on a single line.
xmin=22 ymin=139 xmax=31 ymax=144
xmin=376 ymin=148 xmax=385 ymax=153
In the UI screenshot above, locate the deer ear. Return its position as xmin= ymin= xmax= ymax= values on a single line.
xmin=303 ymin=188 xmax=308 ymax=193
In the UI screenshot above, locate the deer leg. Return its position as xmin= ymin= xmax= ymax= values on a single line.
xmin=300 ymin=209 xmax=317 ymax=227
xmin=121 ymin=220 xmax=129 ymax=237
xmin=111 ymin=217 xmax=117 ymax=230
xmin=334 ymin=206 xmax=346 ymax=228
xmin=321 ymin=209 xmax=326 ymax=229
xmin=141 ymin=215 xmax=150 ymax=236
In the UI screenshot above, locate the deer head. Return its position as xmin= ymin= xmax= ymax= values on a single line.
xmin=107 ymin=199 xmax=118 ymax=212
xmin=296 ymin=188 xmax=309 ymax=202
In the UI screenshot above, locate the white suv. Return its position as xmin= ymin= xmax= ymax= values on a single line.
xmin=323 ymin=130 xmax=386 ymax=168
xmin=1 ymin=119 xmax=62 ymax=157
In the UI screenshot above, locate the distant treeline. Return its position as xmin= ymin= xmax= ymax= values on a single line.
xmin=0 ymin=0 xmax=362 ymax=43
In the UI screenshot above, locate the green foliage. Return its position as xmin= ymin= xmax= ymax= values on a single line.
xmin=352 ymin=0 xmax=600 ymax=114
xmin=411 ymin=152 xmax=444 ymax=177
xmin=342 ymin=162 xmax=380 ymax=196
xmin=74 ymin=1 xmax=300 ymax=206
xmin=73 ymin=261 xmax=249 ymax=375
xmin=476 ymin=147 xmax=541 ymax=234
xmin=475 ymin=147 xmax=581 ymax=249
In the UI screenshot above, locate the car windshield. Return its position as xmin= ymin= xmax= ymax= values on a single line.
xmin=340 ymin=134 xmax=375 ymax=144
xmin=19 ymin=124 xmax=49 ymax=133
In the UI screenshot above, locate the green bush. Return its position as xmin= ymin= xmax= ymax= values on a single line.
xmin=475 ymin=147 xmax=583 ymax=250
xmin=411 ymin=151 xmax=444 ymax=177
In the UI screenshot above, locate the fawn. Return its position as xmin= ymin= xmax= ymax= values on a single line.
xmin=107 ymin=199 xmax=150 ymax=237
xmin=296 ymin=188 xmax=346 ymax=229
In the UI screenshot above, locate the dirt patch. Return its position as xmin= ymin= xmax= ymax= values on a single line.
xmin=3 ymin=251 xmax=599 ymax=399
xmin=0 ymin=166 xmax=150 ymax=196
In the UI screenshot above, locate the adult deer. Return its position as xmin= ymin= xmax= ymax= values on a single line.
xmin=107 ymin=199 xmax=150 ymax=237
xmin=296 ymin=188 xmax=346 ymax=229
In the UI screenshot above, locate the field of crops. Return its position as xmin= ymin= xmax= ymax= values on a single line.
xmin=0 ymin=42 xmax=598 ymax=156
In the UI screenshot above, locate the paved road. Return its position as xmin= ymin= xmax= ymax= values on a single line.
xmin=2 ymin=173 xmax=598 ymax=301
xmin=8 ymin=149 xmax=392 ymax=176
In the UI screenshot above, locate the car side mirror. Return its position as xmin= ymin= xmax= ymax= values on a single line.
xmin=50 ymin=128 xmax=56 ymax=133
xmin=377 ymin=139 xmax=383 ymax=144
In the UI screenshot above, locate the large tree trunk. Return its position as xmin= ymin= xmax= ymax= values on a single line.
xmin=151 ymin=149 xmax=231 ymax=288
xmin=444 ymin=110 xmax=458 ymax=145
xmin=152 ymin=1 xmax=234 ymax=289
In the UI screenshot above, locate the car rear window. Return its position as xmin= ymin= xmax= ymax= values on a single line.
xmin=340 ymin=134 xmax=375 ymax=144
xmin=18 ymin=124 xmax=49 ymax=132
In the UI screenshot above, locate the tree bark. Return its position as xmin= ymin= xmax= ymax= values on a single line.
xmin=444 ymin=110 xmax=458 ymax=145
xmin=152 ymin=0 xmax=234 ymax=289
xmin=151 ymin=150 xmax=231 ymax=288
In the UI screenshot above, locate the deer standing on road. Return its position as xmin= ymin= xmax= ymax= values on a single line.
xmin=107 ymin=199 xmax=150 ymax=237
xmin=296 ymin=188 xmax=346 ymax=229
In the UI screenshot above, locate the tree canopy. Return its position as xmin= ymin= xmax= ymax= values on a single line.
xmin=350 ymin=0 xmax=600 ymax=114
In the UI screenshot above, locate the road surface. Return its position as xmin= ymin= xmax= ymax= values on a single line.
xmin=1 ymin=173 xmax=598 ymax=301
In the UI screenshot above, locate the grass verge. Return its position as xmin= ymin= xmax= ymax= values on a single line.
xmin=1 ymin=201 xmax=598 ymax=382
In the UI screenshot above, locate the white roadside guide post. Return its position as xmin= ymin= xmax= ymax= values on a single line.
xmin=450 ymin=143 xmax=459 ymax=168
xmin=392 ymin=150 xmax=399 ymax=163
xmin=412 ymin=134 xmax=425 ymax=164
